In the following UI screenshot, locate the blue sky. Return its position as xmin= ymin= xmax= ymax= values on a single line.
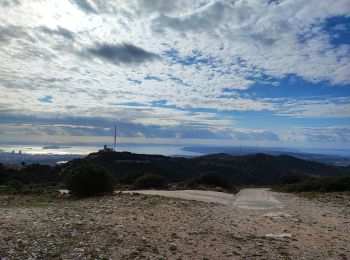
xmin=0 ymin=0 xmax=349 ymax=149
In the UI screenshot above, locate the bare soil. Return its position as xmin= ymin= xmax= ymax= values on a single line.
xmin=0 ymin=191 xmax=349 ymax=259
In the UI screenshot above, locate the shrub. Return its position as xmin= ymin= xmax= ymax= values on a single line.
xmin=276 ymin=176 xmax=350 ymax=192
xmin=192 ymin=172 xmax=232 ymax=189
xmin=199 ymin=172 xmax=229 ymax=187
xmin=279 ymin=174 xmax=305 ymax=184
xmin=0 ymin=163 xmax=8 ymax=184
xmin=120 ymin=172 xmax=145 ymax=185
xmin=132 ymin=174 xmax=168 ymax=189
xmin=65 ymin=164 xmax=114 ymax=197
xmin=7 ymin=180 xmax=23 ymax=190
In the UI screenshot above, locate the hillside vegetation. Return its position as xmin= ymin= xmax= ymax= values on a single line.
xmin=64 ymin=150 xmax=349 ymax=186
xmin=1 ymin=150 xmax=350 ymax=195
xmin=273 ymin=174 xmax=350 ymax=192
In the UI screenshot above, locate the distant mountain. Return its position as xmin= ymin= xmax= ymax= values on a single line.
xmin=65 ymin=150 xmax=349 ymax=185
xmin=183 ymin=146 xmax=350 ymax=166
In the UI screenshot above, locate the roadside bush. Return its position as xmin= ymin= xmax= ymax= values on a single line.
xmin=325 ymin=176 xmax=350 ymax=191
xmin=0 ymin=182 xmax=61 ymax=195
xmin=199 ymin=172 xmax=230 ymax=188
xmin=132 ymin=174 xmax=168 ymax=189
xmin=0 ymin=163 xmax=7 ymax=184
xmin=7 ymin=180 xmax=23 ymax=190
xmin=279 ymin=174 xmax=306 ymax=184
xmin=120 ymin=172 xmax=145 ymax=185
xmin=0 ymin=185 xmax=16 ymax=195
xmin=189 ymin=172 xmax=233 ymax=189
xmin=66 ymin=164 xmax=114 ymax=197
xmin=275 ymin=176 xmax=350 ymax=192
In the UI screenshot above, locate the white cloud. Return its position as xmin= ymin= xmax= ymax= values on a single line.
xmin=0 ymin=0 xmax=349 ymax=143
xmin=0 ymin=123 xmax=110 ymax=136
xmin=229 ymin=128 xmax=280 ymax=141
xmin=287 ymin=125 xmax=350 ymax=143
xmin=276 ymin=97 xmax=350 ymax=118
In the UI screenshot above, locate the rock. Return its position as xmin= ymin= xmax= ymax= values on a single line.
xmin=71 ymin=248 xmax=84 ymax=257
xmin=169 ymin=243 xmax=177 ymax=251
xmin=263 ymin=212 xmax=292 ymax=219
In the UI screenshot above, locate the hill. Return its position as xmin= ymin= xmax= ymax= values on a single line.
xmin=183 ymin=146 xmax=350 ymax=166
xmin=64 ymin=150 xmax=348 ymax=185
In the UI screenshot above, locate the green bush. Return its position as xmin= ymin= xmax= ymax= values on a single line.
xmin=200 ymin=172 xmax=230 ymax=188
xmin=120 ymin=172 xmax=144 ymax=185
xmin=7 ymin=180 xmax=23 ymax=190
xmin=276 ymin=176 xmax=350 ymax=192
xmin=132 ymin=174 xmax=168 ymax=189
xmin=279 ymin=174 xmax=305 ymax=184
xmin=188 ymin=172 xmax=233 ymax=190
xmin=65 ymin=164 xmax=114 ymax=197
xmin=0 ymin=163 xmax=7 ymax=184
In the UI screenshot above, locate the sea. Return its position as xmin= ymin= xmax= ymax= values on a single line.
xmin=0 ymin=144 xmax=202 ymax=156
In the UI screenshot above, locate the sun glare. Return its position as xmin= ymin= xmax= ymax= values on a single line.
xmin=31 ymin=0 xmax=93 ymax=32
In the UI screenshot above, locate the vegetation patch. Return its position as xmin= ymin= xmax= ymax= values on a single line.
xmin=274 ymin=175 xmax=350 ymax=192
xmin=187 ymin=172 xmax=238 ymax=193
xmin=65 ymin=164 xmax=114 ymax=197
xmin=132 ymin=173 xmax=168 ymax=189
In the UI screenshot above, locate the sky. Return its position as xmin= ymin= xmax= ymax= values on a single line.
xmin=0 ymin=0 xmax=349 ymax=150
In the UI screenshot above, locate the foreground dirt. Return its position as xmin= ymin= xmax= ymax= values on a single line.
xmin=0 ymin=191 xmax=349 ymax=259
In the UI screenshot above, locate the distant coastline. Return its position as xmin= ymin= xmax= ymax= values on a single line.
xmin=42 ymin=145 xmax=72 ymax=149
xmin=0 ymin=144 xmax=201 ymax=165
xmin=1 ymin=143 xmax=350 ymax=166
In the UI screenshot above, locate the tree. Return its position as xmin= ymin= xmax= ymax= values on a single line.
xmin=197 ymin=172 xmax=232 ymax=189
xmin=66 ymin=164 xmax=114 ymax=197
xmin=133 ymin=173 xmax=168 ymax=189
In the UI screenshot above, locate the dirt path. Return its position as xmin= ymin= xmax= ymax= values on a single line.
xmin=232 ymin=188 xmax=284 ymax=209
xmin=123 ymin=188 xmax=284 ymax=210
xmin=121 ymin=189 xmax=234 ymax=205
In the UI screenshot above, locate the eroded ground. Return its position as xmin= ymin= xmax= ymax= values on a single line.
xmin=0 ymin=191 xmax=349 ymax=259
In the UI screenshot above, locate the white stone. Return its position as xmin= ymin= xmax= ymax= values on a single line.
xmin=265 ymin=233 xmax=292 ymax=238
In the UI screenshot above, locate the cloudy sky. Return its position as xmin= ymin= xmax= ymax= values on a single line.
xmin=0 ymin=0 xmax=349 ymax=149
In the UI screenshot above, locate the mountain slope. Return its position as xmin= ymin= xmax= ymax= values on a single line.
xmin=64 ymin=150 xmax=348 ymax=185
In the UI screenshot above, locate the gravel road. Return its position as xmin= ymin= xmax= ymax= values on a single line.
xmin=232 ymin=188 xmax=284 ymax=209
xmin=122 ymin=189 xmax=234 ymax=205
xmin=123 ymin=188 xmax=284 ymax=210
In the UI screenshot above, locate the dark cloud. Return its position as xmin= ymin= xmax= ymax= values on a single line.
xmin=85 ymin=43 xmax=161 ymax=65
xmin=0 ymin=115 xmax=221 ymax=139
xmin=70 ymin=0 xmax=97 ymax=14
xmin=134 ymin=0 xmax=183 ymax=14
xmin=0 ymin=25 xmax=27 ymax=43
xmin=0 ymin=0 xmax=21 ymax=7
xmin=250 ymin=32 xmax=277 ymax=46
xmin=40 ymin=26 xmax=75 ymax=40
